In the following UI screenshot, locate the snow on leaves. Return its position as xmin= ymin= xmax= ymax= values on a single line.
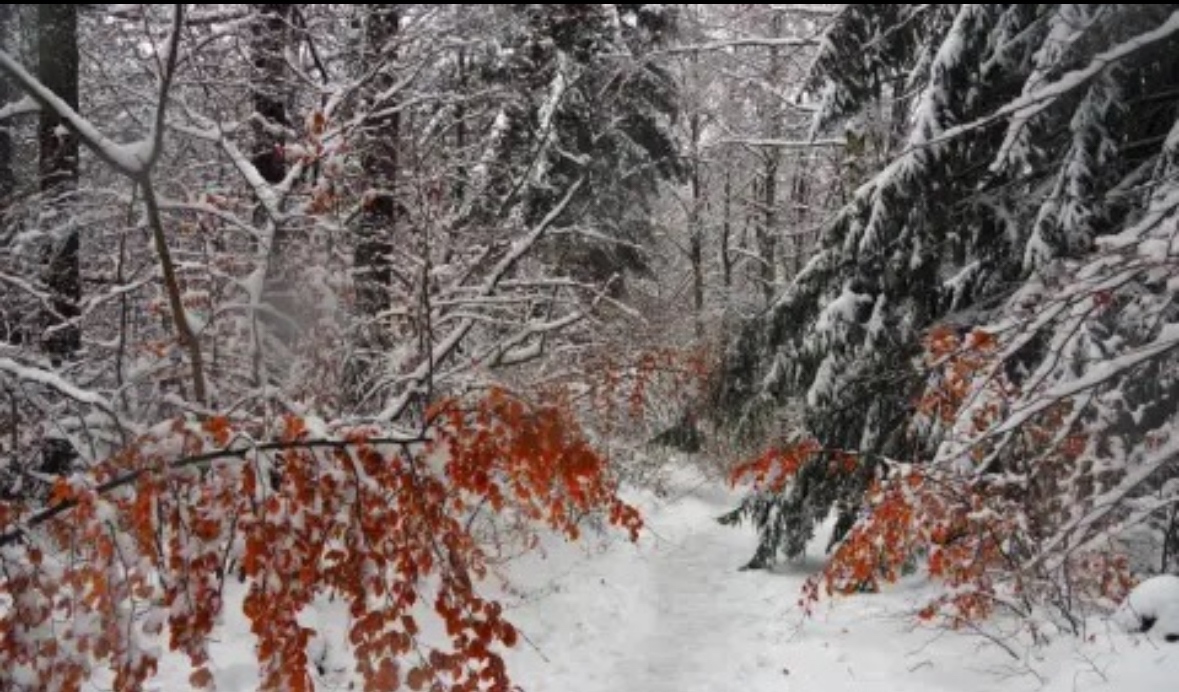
xmin=731 ymin=323 xmax=1140 ymax=629
xmin=728 ymin=440 xmax=823 ymax=494
xmin=0 ymin=389 xmax=640 ymax=691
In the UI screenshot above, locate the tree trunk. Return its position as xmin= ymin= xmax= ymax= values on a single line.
xmin=756 ymin=11 xmax=785 ymax=307
xmin=354 ymin=4 xmax=399 ymax=321
xmin=453 ymin=46 xmax=467 ymax=205
xmin=689 ymin=110 xmax=704 ymax=340
xmin=716 ymin=169 xmax=726 ymax=291
xmin=38 ymin=4 xmax=80 ymax=363
xmin=251 ymin=4 xmax=289 ymax=188
xmin=685 ymin=10 xmax=706 ymax=340
xmin=757 ymin=155 xmax=778 ymax=305
xmin=788 ymin=167 xmax=808 ymax=276
xmin=0 ymin=4 xmax=14 ymax=212
xmin=250 ymin=4 xmax=294 ymax=348
xmin=37 ymin=4 xmax=79 ymax=476
xmin=0 ymin=5 xmax=17 ymax=346
xmin=720 ymin=169 xmax=732 ymax=289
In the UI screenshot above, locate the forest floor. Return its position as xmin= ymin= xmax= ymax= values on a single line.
xmin=499 ymin=465 xmax=1176 ymax=692
xmin=157 ymin=464 xmax=1176 ymax=691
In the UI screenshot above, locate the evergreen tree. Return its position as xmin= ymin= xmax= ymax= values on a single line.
xmin=475 ymin=4 xmax=684 ymax=291
xmin=721 ymin=4 xmax=1179 ymax=568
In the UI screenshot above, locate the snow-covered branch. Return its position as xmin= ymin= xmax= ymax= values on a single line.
xmin=0 ymin=95 xmax=36 ymax=121
xmin=376 ymin=178 xmax=584 ymax=423
xmin=0 ymin=358 xmax=114 ymax=414
xmin=716 ymin=136 xmax=844 ymax=149
xmin=933 ymin=9 xmax=1179 ymax=152
xmin=662 ymin=37 xmax=820 ymax=54
xmin=0 ymin=51 xmax=151 ymax=176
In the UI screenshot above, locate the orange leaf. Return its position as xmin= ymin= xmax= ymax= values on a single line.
xmin=402 ymin=614 xmax=419 ymax=637
xmin=373 ymin=659 xmax=399 ymax=689
xmin=407 ymin=666 xmax=427 ymax=691
xmin=190 ymin=667 xmax=214 ymax=689
xmin=500 ymin=622 xmax=518 ymax=647
xmin=966 ymin=329 xmax=995 ymax=351
xmin=202 ymin=415 xmax=232 ymax=446
xmin=283 ymin=415 xmax=307 ymax=441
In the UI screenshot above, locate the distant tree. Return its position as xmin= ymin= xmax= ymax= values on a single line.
xmin=485 ymin=4 xmax=684 ymax=292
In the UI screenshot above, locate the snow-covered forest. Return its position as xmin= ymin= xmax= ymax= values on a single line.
xmin=1 ymin=4 xmax=1177 ymax=690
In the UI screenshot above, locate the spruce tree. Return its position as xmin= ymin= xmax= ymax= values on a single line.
xmin=476 ymin=4 xmax=683 ymax=291
xmin=721 ymin=4 xmax=1179 ymax=568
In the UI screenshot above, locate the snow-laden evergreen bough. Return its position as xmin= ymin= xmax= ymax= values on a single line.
xmin=722 ymin=4 xmax=1179 ymax=624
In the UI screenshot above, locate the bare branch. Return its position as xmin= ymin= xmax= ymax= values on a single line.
xmin=0 ymin=95 xmax=37 ymax=121
xmin=376 ymin=178 xmax=585 ymax=423
xmin=661 ymin=37 xmax=819 ymax=55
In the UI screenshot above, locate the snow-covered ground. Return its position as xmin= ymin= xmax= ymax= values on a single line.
xmin=499 ymin=467 xmax=1178 ymax=692
xmin=153 ymin=466 xmax=1178 ymax=691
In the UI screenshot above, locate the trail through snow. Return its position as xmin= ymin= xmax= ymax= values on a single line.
xmin=153 ymin=466 xmax=1177 ymax=691
xmin=608 ymin=486 xmax=791 ymax=691
xmin=500 ymin=468 xmax=1178 ymax=692
xmin=502 ymin=473 xmax=1000 ymax=691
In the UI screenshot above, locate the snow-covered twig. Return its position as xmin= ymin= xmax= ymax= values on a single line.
xmin=376 ymin=178 xmax=585 ymax=423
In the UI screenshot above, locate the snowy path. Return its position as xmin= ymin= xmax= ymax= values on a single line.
xmin=157 ymin=466 xmax=1177 ymax=691
xmin=609 ymin=489 xmax=788 ymax=691
xmin=502 ymin=469 xmax=1178 ymax=692
xmin=622 ymin=524 xmax=749 ymax=687
xmin=503 ymin=479 xmax=805 ymax=692
xmin=502 ymin=473 xmax=1004 ymax=692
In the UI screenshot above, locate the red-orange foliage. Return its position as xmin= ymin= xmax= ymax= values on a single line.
xmin=916 ymin=326 xmax=1005 ymax=428
xmin=586 ymin=346 xmax=713 ymax=438
xmin=728 ymin=440 xmax=823 ymax=493
xmin=812 ymin=467 xmax=1017 ymax=624
xmin=0 ymin=388 xmax=639 ymax=691
xmin=731 ymin=326 xmax=1133 ymax=627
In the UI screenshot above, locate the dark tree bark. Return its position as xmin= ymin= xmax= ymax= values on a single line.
xmin=354 ymin=4 xmax=399 ymax=321
xmin=251 ymin=4 xmax=290 ymax=188
xmin=37 ymin=4 xmax=79 ymax=476
xmin=38 ymin=4 xmax=80 ymax=362
xmin=453 ymin=46 xmax=467 ymax=205
xmin=755 ymin=11 xmax=785 ymax=307
xmin=787 ymin=168 xmax=808 ymax=276
xmin=249 ymin=4 xmax=297 ymax=351
xmin=688 ymin=109 xmax=704 ymax=339
xmin=0 ymin=6 xmax=22 ymax=348
xmin=684 ymin=10 xmax=705 ymax=337
xmin=757 ymin=153 xmax=778 ymax=306
xmin=720 ymin=169 xmax=732 ymax=289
